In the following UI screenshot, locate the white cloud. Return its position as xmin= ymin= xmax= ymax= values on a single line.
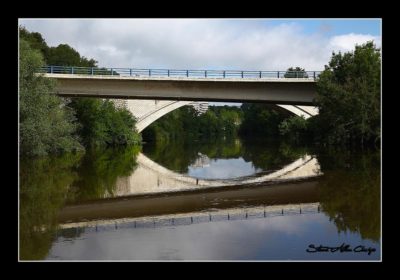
xmin=328 ymin=33 xmax=381 ymax=53
xmin=19 ymin=19 xmax=381 ymax=71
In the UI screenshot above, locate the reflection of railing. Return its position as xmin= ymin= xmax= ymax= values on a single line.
xmin=58 ymin=203 xmax=321 ymax=234
xmin=38 ymin=66 xmax=322 ymax=80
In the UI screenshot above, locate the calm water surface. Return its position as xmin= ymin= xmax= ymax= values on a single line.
xmin=19 ymin=137 xmax=381 ymax=260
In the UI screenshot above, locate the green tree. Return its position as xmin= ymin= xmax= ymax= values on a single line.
xmin=142 ymin=105 xmax=243 ymax=143
xmin=69 ymin=98 xmax=141 ymax=147
xmin=19 ymin=39 xmax=83 ymax=157
xmin=314 ymin=41 xmax=380 ymax=147
xmin=284 ymin=67 xmax=309 ymax=78
xmin=19 ymin=26 xmax=50 ymax=59
xmin=240 ymin=103 xmax=288 ymax=137
xmin=46 ymin=44 xmax=99 ymax=74
xmin=279 ymin=115 xmax=310 ymax=140
xmin=47 ymin=44 xmax=82 ymax=66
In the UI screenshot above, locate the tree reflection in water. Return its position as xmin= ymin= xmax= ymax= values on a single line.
xmin=19 ymin=153 xmax=83 ymax=260
xmin=316 ymin=150 xmax=380 ymax=241
xmin=66 ymin=145 xmax=140 ymax=203
xmin=19 ymin=145 xmax=140 ymax=260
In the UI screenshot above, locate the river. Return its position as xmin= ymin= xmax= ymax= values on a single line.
xmin=19 ymin=137 xmax=381 ymax=261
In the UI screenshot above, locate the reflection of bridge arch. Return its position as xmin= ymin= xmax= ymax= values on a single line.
xmin=124 ymin=100 xmax=318 ymax=133
xmin=112 ymin=152 xmax=322 ymax=197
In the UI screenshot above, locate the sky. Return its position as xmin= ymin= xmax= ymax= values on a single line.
xmin=19 ymin=19 xmax=381 ymax=70
xmin=19 ymin=18 xmax=381 ymax=106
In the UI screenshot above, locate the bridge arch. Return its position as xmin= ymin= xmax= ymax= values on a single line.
xmin=124 ymin=100 xmax=318 ymax=133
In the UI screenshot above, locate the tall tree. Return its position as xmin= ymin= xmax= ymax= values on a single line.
xmin=314 ymin=41 xmax=381 ymax=147
xmin=19 ymin=26 xmax=50 ymax=59
xmin=19 ymin=39 xmax=83 ymax=156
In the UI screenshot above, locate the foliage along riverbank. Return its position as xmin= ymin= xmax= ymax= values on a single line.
xmin=19 ymin=26 xmax=141 ymax=157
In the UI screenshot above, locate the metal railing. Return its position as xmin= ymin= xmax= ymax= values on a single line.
xmin=38 ymin=66 xmax=321 ymax=80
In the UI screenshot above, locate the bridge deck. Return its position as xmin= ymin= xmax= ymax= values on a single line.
xmin=43 ymin=73 xmax=317 ymax=104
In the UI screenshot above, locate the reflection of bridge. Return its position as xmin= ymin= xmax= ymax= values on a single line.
xmin=39 ymin=66 xmax=320 ymax=132
xmin=58 ymin=152 xmax=322 ymax=226
xmin=111 ymin=152 xmax=322 ymax=197
xmin=58 ymin=202 xmax=321 ymax=231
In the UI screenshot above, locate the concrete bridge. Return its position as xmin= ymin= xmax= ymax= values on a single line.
xmin=39 ymin=66 xmax=320 ymax=132
xmin=40 ymin=67 xmax=320 ymax=104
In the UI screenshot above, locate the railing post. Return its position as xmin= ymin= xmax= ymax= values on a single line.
xmin=241 ymin=71 xmax=243 ymax=78
xmin=149 ymin=69 xmax=151 ymax=76
xmin=277 ymin=71 xmax=280 ymax=78
xmin=71 ymin=67 xmax=74 ymax=74
xmin=187 ymin=70 xmax=189 ymax=77
xmin=168 ymin=69 xmax=170 ymax=77
xmin=50 ymin=66 xmax=53 ymax=74
xmin=313 ymin=71 xmax=316 ymax=80
xmin=91 ymin=67 xmax=94 ymax=75
xmin=259 ymin=71 xmax=261 ymax=78
xmin=223 ymin=71 xmax=225 ymax=78
xmin=130 ymin=69 xmax=132 ymax=76
xmin=111 ymin=68 xmax=113 ymax=76
xmin=205 ymin=70 xmax=207 ymax=78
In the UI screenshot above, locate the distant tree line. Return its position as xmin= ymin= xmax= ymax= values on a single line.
xmin=142 ymin=105 xmax=243 ymax=143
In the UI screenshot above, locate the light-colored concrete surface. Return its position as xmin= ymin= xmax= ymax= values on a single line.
xmin=295 ymin=105 xmax=319 ymax=116
xmin=135 ymin=101 xmax=192 ymax=132
xmin=277 ymin=105 xmax=313 ymax=119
